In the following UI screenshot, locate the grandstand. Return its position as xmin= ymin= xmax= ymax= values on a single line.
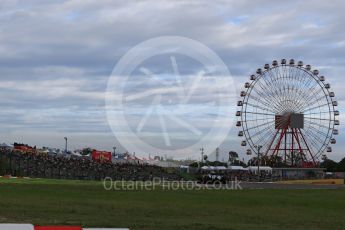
xmin=0 ymin=148 xmax=181 ymax=181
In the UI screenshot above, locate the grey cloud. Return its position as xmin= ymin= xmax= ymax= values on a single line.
xmin=0 ymin=0 xmax=344 ymax=160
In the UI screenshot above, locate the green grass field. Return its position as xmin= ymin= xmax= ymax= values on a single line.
xmin=0 ymin=178 xmax=345 ymax=230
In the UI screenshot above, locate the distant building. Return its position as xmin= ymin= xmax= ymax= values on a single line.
xmin=0 ymin=143 xmax=12 ymax=150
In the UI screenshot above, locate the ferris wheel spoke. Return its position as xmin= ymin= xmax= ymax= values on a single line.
xmin=294 ymin=66 xmax=305 ymax=86
xmin=248 ymin=95 xmax=279 ymax=113
xmin=293 ymin=130 xmax=318 ymax=156
xmin=306 ymin=122 xmax=333 ymax=132
xmin=286 ymin=91 xmax=303 ymax=111
xmin=306 ymin=127 xmax=328 ymax=143
xmin=252 ymin=86 xmax=282 ymax=111
xmin=256 ymin=132 xmax=275 ymax=152
xmin=261 ymin=68 xmax=278 ymax=91
xmin=261 ymin=133 xmax=278 ymax=152
xmin=246 ymin=102 xmax=277 ymax=114
xmin=292 ymin=92 xmax=309 ymax=112
xmin=304 ymin=119 xmax=332 ymax=132
xmin=271 ymin=79 xmax=283 ymax=108
xmin=249 ymin=126 xmax=273 ymax=140
xmin=250 ymin=86 xmax=281 ymax=111
xmin=294 ymin=90 xmax=317 ymax=112
xmin=303 ymin=90 xmax=327 ymax=108
xmin=271 ymin=68 xmax=288 ymax=107
xmin=298 ymin=88 xmax=325 ymax=111
xmin=260 ymin=127 xmax=277 ymax=143
xmin=303 ymin=127 xmax=326 ymax=144
xmin=302 ymin=128 xmax=327 ymax=148
xmin=304 ymin=116 xmax=335 ymax=121
xmin=304 ymin=111 xmax=333 ymax=116
xmin=293 ymin=79 xmax=320 ymax=111
xmin=249 ymin=126 xmax=276 ymax=151
xmin=305 ymin=126 xmax=331 ymax=140
xmin=304 ymin=125 xmax=330 ymax=141
xmin=245 ymin=111 xmax=276 ymax=116
xmin=249 ymin=132 xmax=273 ymax=149
xmin=282 ymin=68 xmax=302 ymax=112
xmin=284 ymin=66 xmax=297 ymax=103
xmin=245 ymin=118 xmax=275 ymax=122
xmin=290 ymin=76 xmax=313 ymax=111
xmin=243 ymin=120 xmax=275 ymax=131
xmin=298 ymin=130 xmax=318 ymax=163
xmin=253 ymin=79 xmax=283 ymax=112
xmin=302 ymin=102 xmax=330 ymax=113
xmin=263 ymin=69 xmax=284 ymax=109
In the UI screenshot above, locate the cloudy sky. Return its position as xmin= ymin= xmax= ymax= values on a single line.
xmin=0 ymin=0 xmax=344 ymax=161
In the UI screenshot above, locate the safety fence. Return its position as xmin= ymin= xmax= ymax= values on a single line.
xmin=0 ymin=224 xmax=129 ymax=230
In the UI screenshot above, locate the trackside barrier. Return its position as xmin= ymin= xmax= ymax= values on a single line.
xmin=0 ymin=225 xmax=129 ymax=230
xmin=279 ymin=179 xmax=344 ymax=185
xmin=0 ymin=224 xmax=34 ymax=230
xmin=83 ymin=229 xmax=129 ymax=230
xmin=34 ymin=227 xmax=82 ymax=230
xmin=35 ymin=228 xmax=129 ymax=230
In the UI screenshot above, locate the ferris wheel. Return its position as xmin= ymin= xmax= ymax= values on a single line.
xmin=236 ymin=59 xmax=339 ymax=167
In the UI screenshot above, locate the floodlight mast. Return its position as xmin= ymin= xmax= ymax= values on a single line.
xmin=255 ymin=145 xmax=262 ymax=182
xmin=64 ymin=137 xmax=68 ymax=153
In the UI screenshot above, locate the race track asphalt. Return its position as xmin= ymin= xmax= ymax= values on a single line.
xmin=240 ymin=182 xmax=345 ymax=189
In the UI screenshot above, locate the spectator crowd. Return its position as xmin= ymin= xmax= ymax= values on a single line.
xmin=0 ymin=149 xmax=181 ymax=181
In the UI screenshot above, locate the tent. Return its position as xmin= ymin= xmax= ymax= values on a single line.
xmin=201 ymin=166 xmax=227 ymax=171
xmin=0 ymin=143 xmax=12 ymax=148
xmin=227 ymin=166 xmax=248 ymax=171
xmin=247 ymin=166 xmax=272 ymax=172
xmin=214 ymin=166 xmax=227 ymax=170
xmin=180 ymin=165 xmax=189 ymax=169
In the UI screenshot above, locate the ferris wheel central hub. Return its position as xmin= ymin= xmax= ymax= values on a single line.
xmin=275 ymin=113 xmax=304 ymax=129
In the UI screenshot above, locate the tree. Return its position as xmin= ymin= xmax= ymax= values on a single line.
xmin=229 ymin=151 xmax=239 ymax=158
xmin=81 ymin=147 xmax=92 ymax=156
xmin=336 ymin=157 xmax=345 ymax=172
xmin=268 ymin=155 xmax=288 ymax=167
xmin=233 ymin=159 xmax=247 ymax=167
xmin=248 ymin=157 xmax=256 ymax=166
xmin=320 ymin=159 xmax=338 ymax=172
xmin=189 ymin=162 xmax=199 ymax=167
xmin=228 ymin=151 xmax=238 ymax=165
